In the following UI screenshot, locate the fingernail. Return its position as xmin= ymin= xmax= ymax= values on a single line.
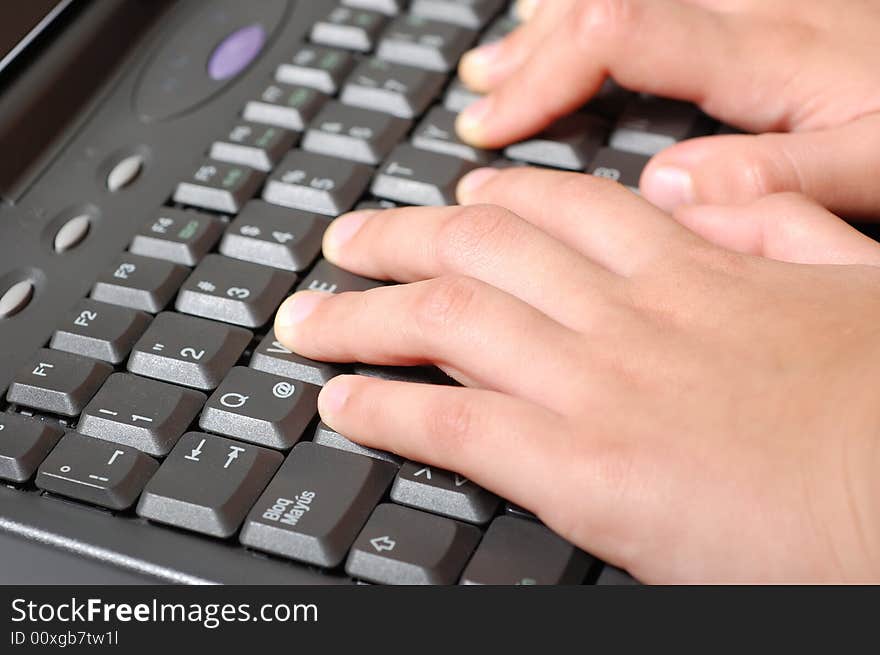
xmin=323 ymin=210 xmax=376 ymax=262
xmin=515 ymin=0 xmax=541 ymax=21
xmin=276 ymin=292 xmax=328 ymax=328
xmin=642 ymin=166 xmax=696 ymax=212
xmin=460 ymin=42 xmax=503 ymax=86
xmin=318 ymin=376 xmax=351 ymax=417
xmin=455 ymin=97 xmax=493 ymax=145
xmin=456 ymin=167 xmax=500 ymax=203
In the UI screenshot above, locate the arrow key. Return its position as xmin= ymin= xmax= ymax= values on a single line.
xmin=346 ymin=503 xmax=481 ymax=584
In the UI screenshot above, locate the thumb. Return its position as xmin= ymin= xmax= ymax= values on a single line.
xmin=640 ymin=113 xmax=880 ymax=220
xmin=672 ymin=193 xmax=880 ymax=266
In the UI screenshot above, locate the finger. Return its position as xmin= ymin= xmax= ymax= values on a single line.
xmin=457 ymin=166 xmax=701 ymax=276
xmin=321 ymin=204 xmax=621 ymax=329
xmin=673 ymin=193 xmax=880 ymax=265
xmin=456 ymin=0 xmax=792 ymax=148
xmin=317 ymin=375 xmax=574 ymax=517
xmin=459 ymin=0 xmax=575 ymax=92
xmin=274 ymin=279 xmax=585 ymax=411
xmin=641 ymin=114 xmax=880 ymax=218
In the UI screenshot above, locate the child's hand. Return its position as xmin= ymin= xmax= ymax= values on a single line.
xmin=457 ymin=0 xmax=880 ymax=217
xmin=275 ymin=170 xmax=880 ymax=582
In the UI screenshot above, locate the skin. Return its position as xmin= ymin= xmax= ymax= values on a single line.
xmin=271 ymin=1 xmax=880 ymax=582
xmin=457 ymin=0 xmax=880 ymax=218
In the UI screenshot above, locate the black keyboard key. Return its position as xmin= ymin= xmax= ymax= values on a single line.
xmin=303 ymin=101 xmax=411 ymax=165
xmin=241 ymin=442 xmax=396 ymax=566
xmin=297 ymin=258 xmax=384 ymax=293
xmin=378 ymin=14 xmax=475 ymax=72
xmin=276 ymin=45 xmax=355 ymax=95
xmin=7 ymin=349 xmax=112 ymax=417
xmin=175 ymin=254 xmax=295 ymax=328
xmin=79 ymin=373 xmax=205 ymax=456
xmin=312 ymin=421 xmax=402 ymax=465
xmin=412 ymin=0 xmax=505 ymax=30
xmin=127 ymin=312 xmax=252 ymax=390
xmin=412 ymin=106 xmax=493 ymax=163
xmin=50 ymin=299 xmax=150 ymax=364
xmin=36 ymin=433 xmax=158 ymax=510
xmin=352 ymin=363 xmax=457 ymax=385
xmin=346 ymin=503 xmax=480 ymax=584
xmin=90 ymin=253 xmax=188 ymax=313
xmin=443 ymin=76 xmax=482 ymax=113
xmin=460 ymin=516 xmax=593 ymax=585
xmin=173 ymin=159 xmax=264 ymax=214
xmin=504 ymin=502 xmax=538 ymax=521
xmin=310 ymin=6 xmax=387 ymax=53
xmin=504 ymin=113 xmax=608 ymax=171
xmin=586 ymin=146 xmax=649 ymax=192
xmin=479 ymin=12 xmax=517 ymax=43
xmin=371 ymin=143 xmax=477 ymax=205
xmin=220 ymin=200 xmax=328 ymax=272
xmin=263 ymin=150 xmax=373 ymax=216
xmin=137 ymin=432 xmax=282 ymax=538
xmin=243 ymin=82 xmax=328 ymax=132
xmin=610 ymin=97 xmax=714 ymax=156
xmin=341 ymin=58 xmax=446 ymax=118
xmin=390 ymin=461 xmax=499 ymax=524
xmin=249 ymin=329 xmax=342 ymax=386
xmin=129 ymin=208 xmax=224 ymax=266
xmin=0 ymin=414 xmax=63 ymax=482
xmin=342 ymin=0 xmax=407 ymax=15
xmin=209 ymin=120 xmax=298 ymax=172
xmin=596 ymin=564 xmax=640 ymax=585
xmin=200 ymin=367 xmax=318 ymax=449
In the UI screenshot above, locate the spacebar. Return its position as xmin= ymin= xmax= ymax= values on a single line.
xmin=0 ymin=487 xmax=350 ymax=585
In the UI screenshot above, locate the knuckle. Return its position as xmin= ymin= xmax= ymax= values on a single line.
xmin=414 ymin=276 xmax=482 ymax=336
xmin=435 ymin=204 xmax=514 ymax=270
xmin=422 ymin=395 xmax=479 ymax=458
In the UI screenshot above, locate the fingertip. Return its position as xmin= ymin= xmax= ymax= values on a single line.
xmin=515 ymin=0 xmax=541 ymax=21
xmin=459 ymin=42 xmax=503 ymax=93
xmin=274 ymin=291 xmax=330 ymax=341
xmin=455 ymin=97 xmax=495 ymax=147
xmin=318 ymin=374 xmax=355 ymax=423
xmin=456 ymin=167 xmax=500 ymax=204
xmin=322 ymin=210 xmax=376 ymax=264
xmin=640 ymin=164 xmax=696 ymax=213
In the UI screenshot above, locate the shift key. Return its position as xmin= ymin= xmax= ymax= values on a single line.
xmin=240 ymin=442 xmax=396 ymax=567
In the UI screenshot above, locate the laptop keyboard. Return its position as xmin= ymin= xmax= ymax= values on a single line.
xmin=0 ymin=0 xmax=723 ymax=585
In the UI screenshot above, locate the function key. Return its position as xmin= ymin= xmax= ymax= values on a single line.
xmin=240 ymin=442 xmax=396 ymax=567
xmin=0 ymin=414 xmax=63 ymax=483
xmin=200 ymin=367 xmax=319 ymax=449
xmin=346 ymin=503 xmax=481 ymax=584
xmin=173 ymin=159 xmax=264 ymax=214
xmin=137 ymin=432 xmax=282 ymax=538
xmin=310 ymin=6 xmax=387 ymax=53
xmin=129 ymin=207 xmax=223 ymax=266
xmin=90 ymin=253 xmax=188 ymax=313
xmin=220 ymin=200 xmax=327 ymax=272
xmin=377 ymin=14 xmax=476 ymax=72
xmin=303 ymin=100 xmax=411 ymax=165
xmin=390 ymin=461 xmax=499 ymax=524
xmin=243 ymin=82 xmax=328 ymax=133
xmin=36 ymin=433 xmax=159 ymax=510
xmin=263 ymin=150 xmax=373 ymax=216
xmin=276 ymin=45 xmax=354 ymax=95
xmin=341 ymin=58 xmax=446 ymax=118
xmin=460 ymin=516 xmax=594 ymax=585
xmin=175 ymin=254 xmax=295 ymax=328
xmin=249 ymin=329 xmax=342 ymax=386
xmin=79 ymin=373 xmax=206 ymax=457
xmin=504 ymin=113 xmax=608 ymax=171
xmin=127 ymin=312 xmax=252 ymax=391
xmin=371 ymin=143 xmax=477 ymax=205
xmin=209 ymin=121 xmax=298 ymax=172
xmin=6 ymin=348 xmax=112 ymax=417
xmin=50 ymin=299 xmax=150 ymax=364
xmin=412 ymin=0 xmax=505 ymax=30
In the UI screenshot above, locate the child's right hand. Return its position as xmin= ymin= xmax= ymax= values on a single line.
xmin=457 ymin=0 xmax=880 ymax=218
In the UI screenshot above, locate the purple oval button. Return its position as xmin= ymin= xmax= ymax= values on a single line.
xmin=208 ymin=24 xmax=266 ymax=81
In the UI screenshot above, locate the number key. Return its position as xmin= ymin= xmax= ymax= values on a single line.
xmin=377 ymin=14 xmax=475 ymax=72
